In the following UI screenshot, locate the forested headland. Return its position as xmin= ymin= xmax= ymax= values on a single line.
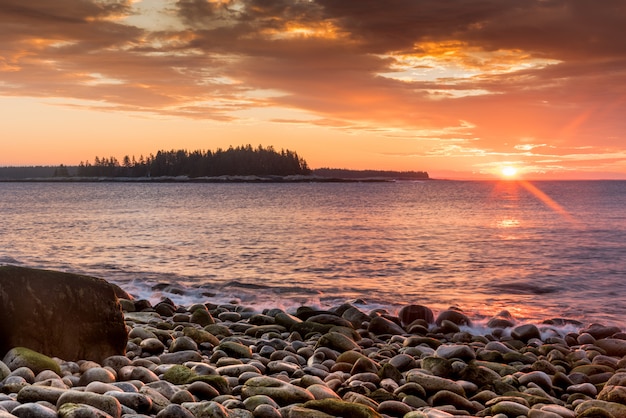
xmin=77 ymin=145 xmax=310 ymax=177
xmin=1 ymin=144 xmax=430 ymax=181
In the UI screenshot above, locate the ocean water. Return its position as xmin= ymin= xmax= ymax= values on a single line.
xmin=1 ymin=180 xmax=625 ymax=327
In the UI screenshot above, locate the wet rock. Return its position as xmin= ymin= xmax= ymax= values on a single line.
xmin=368 ymin=316 xmax=405 ymax=336
xmin=398 ymin=304 xmax=435 ymax=326
xmin=435 ymin=309 xmax=471 ymax=327
xmin=0 ymin=266 xmax=127 ymax=362
xmin=511 ymin=324 xmax=541 ymax=342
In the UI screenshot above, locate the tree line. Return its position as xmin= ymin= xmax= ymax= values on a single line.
xmin=77 ymin=145 xmax=311 ymax=177
xmin=313 ymin=168 xmax=429 ymax=180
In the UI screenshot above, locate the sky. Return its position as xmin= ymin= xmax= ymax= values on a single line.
xmin=1 ymin=0 xmax=626 ymax=179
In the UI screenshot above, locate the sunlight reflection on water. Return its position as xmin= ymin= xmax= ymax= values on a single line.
xmin=1 ymin=180 xmax=625 ymax=325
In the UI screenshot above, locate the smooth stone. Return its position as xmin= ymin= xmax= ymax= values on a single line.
xmin=253 ymin=404 xmax=282 ymax=418
xmin=435 ymin=309 xmax=471 ymax=327
xmin=518 ymin=371 xmax=553 ymax=391
xmin=316 ymin=332 xmax=360 ymax=352
xmin=307 ymin=384 xmax=341 ymax=400
xmin=367 ymin=316 xmax=405 ymax=336
xmin=190 ymin=308 xmax=215 ymax=327
xmin=187 ymin=381 xmax=220 ymax=400
xmin=398 ymin=304 xmax=435 ymax=326
xmin=79 ymin=367 xmax=117 ymax=386
xmin=280 ymin=405 xmax=335 ymax=418
xmin=105 ymin=391 xmax=153 ymax=413
xmin=181 ymin=400 xmax=232 ymax=417
xmin=129 ymin=366 xmax=160 ymax=383
xmin=527 ymin=410 xmax=563 ymax=418
xmin=341 ymin=307 xmax=370 ymax=328
xmin=17 ymin=386 xmax=68 ymax=404
xmin=307 ymin=314 xmax=354 ymax=329
xmin=241 ymin=376 xmax=314 ymax=406
xmin=511 ymin=324 xmax=541 ymax=342
xmin=162 ymin=365 xmax=197 ymax=385
xmin=11 ymin=402 xmax=58 ymax=418
xmin=10 ymin=367 xmax=36 ymax=383
xmin=539 ymin=404 xmax=576 ymax=418
xmin=429 ymin=389 xmax=478 ymax=413
xmin=218 ymin=341 xmax=253 ymax=359
xmin=57 ymin=392 xmax=122 ymax=418
xmin=567 ymin=382 xmax=598 ymax=397
xmin=490 ymin=400 xmax=531 ymax=416
xmin=140 ymin=338 xmax=166 ymax=354
xmin=3 ymin=347 xmax=61 ymax=375
xmin=303 ymin=399 xmax=382 ymax=418
xmin=159 ymin=351 xmax=203 ymax=364
xmin=0 ymin=361 xmax=10 ymax=381
xmin=406 ymin=371 xmax=465 ymax=396
xmin=139 ymin=386 xmax=171 ymax=413
xmin=377 ymin=399 xmax=412 ymax=416
xmin=435 ymin=344 xmax=476 ymax=361
xmin=421 ymin=356 xmax=452 ymax=378
xmin=217 ymin=364 xmax=262 ymax=377
xmin=243 ymin=394 xmax=280 ymax=410
xmin=582 ymin=324 xmax=621 ymax=339
xmin=183 ymin=327 xmax=220 ymax=346
xmin=155 ymin=404 xmax=195 ymax=418
xmin=57 ymin=403 xmax=115 ymax=418
xmin=487 ymin=310 xmax=516 ymax=328
xmin=186 ymin=375 xmax=230 ymax=395
xmin=86 ymin=382 xmax=123 ymax=395
xmin=0 ymin=266 xmax=127 ymax=363
xmin=598 ymin=385 xmax=626 ymax=404
xmin=169 ymin=336 xmax=198 ymax=353
xmin=575 ymin=399 xmax=626 ymax=417
xmin=594 ymin=338 xmax=626 ymax=357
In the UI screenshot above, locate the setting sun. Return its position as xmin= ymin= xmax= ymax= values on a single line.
xmin=501 ymin=166 xmax=518 ymax=178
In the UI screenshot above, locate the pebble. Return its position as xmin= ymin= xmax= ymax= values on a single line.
xmin=2 ymin=297 xmax=626 ymax=418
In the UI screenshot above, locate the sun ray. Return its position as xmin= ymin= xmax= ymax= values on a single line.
xmin=518 ymin=180 xmax=579 ymax=225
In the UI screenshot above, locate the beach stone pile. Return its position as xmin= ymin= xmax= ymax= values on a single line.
xmin=2 ymin=297 xmax=626 ymax=418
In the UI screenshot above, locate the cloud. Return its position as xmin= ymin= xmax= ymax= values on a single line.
xmin=1 ymin=0 xmax=625 ymax=174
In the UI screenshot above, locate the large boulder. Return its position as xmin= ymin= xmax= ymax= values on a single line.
xmin=0 ymin=266 xmax=127 ymax=362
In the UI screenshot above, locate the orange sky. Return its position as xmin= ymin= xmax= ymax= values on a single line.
xmin=1 ymin=0 xmax=626 ymax=179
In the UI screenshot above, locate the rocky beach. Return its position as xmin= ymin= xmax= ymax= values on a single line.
xmin=2 ymin=268 xmax=626 ymax=418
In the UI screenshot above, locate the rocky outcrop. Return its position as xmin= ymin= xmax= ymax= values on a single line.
xmin=0 ymin=266 xmax=127 ymax=362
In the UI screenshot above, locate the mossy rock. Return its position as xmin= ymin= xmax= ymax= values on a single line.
xmin=188 ymin=375 xmax=231 ymax=394
xmin=183 ymin=327 xmax=219 ymax=346
xmin=162 ymin=365 xmax=197 ymax=385
xmin=303 ymin=399 xmax=382 ymax=418
xmin=2 ymin=347 xmax=61 ymax=375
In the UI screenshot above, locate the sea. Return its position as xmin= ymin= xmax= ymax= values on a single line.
xmin=1 ymin=180 xmax=625 ymax=329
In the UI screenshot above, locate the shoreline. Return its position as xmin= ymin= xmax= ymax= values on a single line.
xmin=2 ymin=290 xmax=626 ymax=417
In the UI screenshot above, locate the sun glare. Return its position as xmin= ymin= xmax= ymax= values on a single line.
xmin=501 ymin=166 xmax=518 ymax=178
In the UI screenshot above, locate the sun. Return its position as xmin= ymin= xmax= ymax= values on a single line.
xmin=500 ymin=166 xmax=518 ymax=178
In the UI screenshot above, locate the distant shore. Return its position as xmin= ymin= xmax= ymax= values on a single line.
xmin=0 ymin=175 xmax=431 ymax=183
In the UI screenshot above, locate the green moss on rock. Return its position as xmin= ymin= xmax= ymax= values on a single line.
xmin=3 ymin=347 xmax=61 ymax=375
